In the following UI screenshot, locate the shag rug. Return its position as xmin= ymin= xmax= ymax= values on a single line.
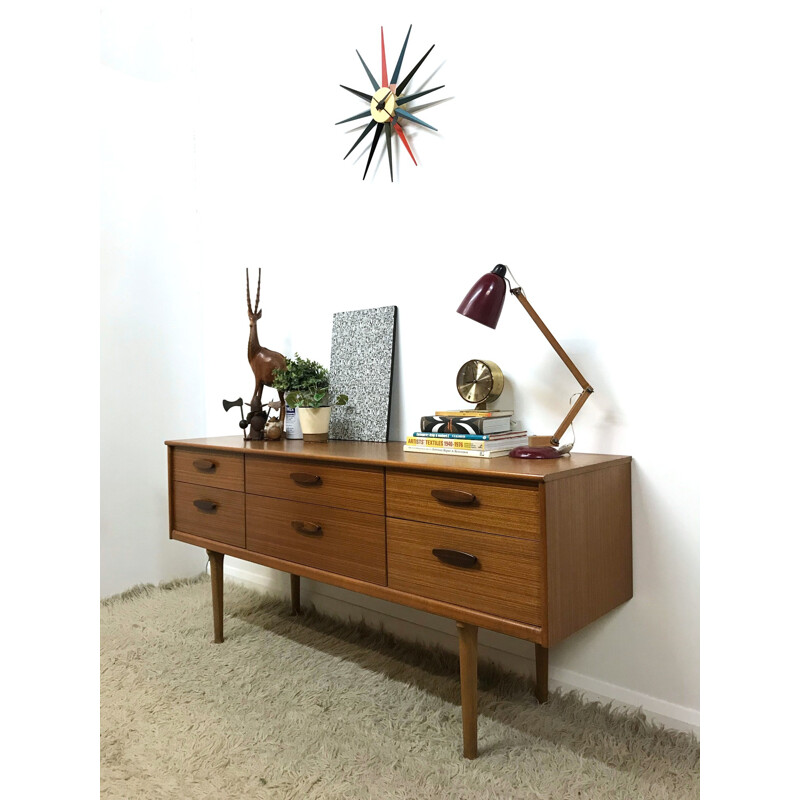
xmin=101 ymin=576 xmax=699 ymax=799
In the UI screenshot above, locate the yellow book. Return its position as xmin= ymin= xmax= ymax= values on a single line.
xmin=432 ymin=409 xmax=513 ymax=417
xmin=406 ymin=435 xmax=526 ymax=451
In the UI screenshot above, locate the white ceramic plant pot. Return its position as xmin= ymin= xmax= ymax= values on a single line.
xmin=297 ymin=407 xmax=331 ymax=442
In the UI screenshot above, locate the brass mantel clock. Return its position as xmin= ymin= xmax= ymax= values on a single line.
xmin=456 ymin=359 xmax=505 ymax=409
xmin=337 ymin=25 xmax=444 ymax=182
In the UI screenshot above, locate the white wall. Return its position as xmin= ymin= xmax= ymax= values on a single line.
xmin=100 ymin=0 xmax=712 ymax=730
xmin=100 ymin=1 xmax=208 ymax=595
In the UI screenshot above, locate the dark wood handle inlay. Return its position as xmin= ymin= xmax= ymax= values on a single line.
xmin=431 ymin=488 xmax=477 ymax=505
xmin=192 ymin=459 xmax=216 ymax=472
xmin=291 ymin=520 xmax=323 ymax=536
xmin=193 ymin=499 xmax=218 ymax=512
xmin=290 ymin=472 xmax=322 ymax=486
xmin=432 ymin=548 xmax=479 ymax=568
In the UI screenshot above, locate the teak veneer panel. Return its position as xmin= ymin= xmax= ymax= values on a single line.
xmin=172 ymin=446 xmax=244 ymax=492
xmin=171 ymin=528 xmax=545 ymax=643
xmin=543 ymin=460 xmax=632 ymax=645
xmin=245 ymin=455 xmax=385 ymax=515
xmin=386 ymin=470 xmax=540 ymax=540
xmin=167 ymin=436 xmax=629 ymax=483
xmin=172 ymin=481 xmax=245 ymax=548
xmin=246 ymin=495 xmax=387 ymax=585
xmin=387 ymin=519 xmax=544 ymax=625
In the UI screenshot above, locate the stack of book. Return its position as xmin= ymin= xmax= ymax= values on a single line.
xmin=403 ymin=409 xmax=527 ymax=458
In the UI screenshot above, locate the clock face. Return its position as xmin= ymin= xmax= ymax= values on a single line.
xmin=337 ymin=25 xmax=444 ymax=182
xmin=456 ymin=360 xmax=505 ymax=405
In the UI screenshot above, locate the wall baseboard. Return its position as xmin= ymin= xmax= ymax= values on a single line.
xmin=219 ymin=560 xmax=699 ymax=737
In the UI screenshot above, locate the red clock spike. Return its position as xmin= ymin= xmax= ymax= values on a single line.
xmin=381 ymin=27 xmax=388 ymax=88
xmin=394 ymin=121 xmax=417 ymax=166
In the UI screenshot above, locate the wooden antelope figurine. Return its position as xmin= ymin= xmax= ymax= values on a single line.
xmin=247 ymin=268 xmax=286 ymax=428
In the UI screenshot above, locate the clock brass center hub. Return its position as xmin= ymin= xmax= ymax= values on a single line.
xmin=370 ymin=88 xmax=397 ymax=123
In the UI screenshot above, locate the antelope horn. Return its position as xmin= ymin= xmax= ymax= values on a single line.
xmin=246 ymin=268 xmax=252 ymax=314
xmin=254 ymin=268 xmax=261 ymax=313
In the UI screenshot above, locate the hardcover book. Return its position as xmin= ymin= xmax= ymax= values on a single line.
xmin=419 ymin=415 xmax=512 ymax=435
xmin=406 ymin=435 xmax=527 ymax=451
xmin=403 ymin=444 xmax=513 ymax=458
xmin=412 ymin=430 xmax=527 ymax=441
xmin=432 ymin=409 xmax=513 ymax=418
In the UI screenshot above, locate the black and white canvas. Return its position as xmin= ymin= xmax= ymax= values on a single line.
xmin=328 ymin=306 xmax=397 ymax=442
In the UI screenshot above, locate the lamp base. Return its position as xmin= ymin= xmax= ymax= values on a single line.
xmin=509 ymin=445 xmax=566 ymax=459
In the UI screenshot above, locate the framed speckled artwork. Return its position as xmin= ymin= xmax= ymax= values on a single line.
xmin=328 ymin=306 xmax=397 ymax=442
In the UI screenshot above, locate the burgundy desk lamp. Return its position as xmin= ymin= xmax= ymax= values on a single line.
xmin=456 ymin=264 xmax=593 ymax=459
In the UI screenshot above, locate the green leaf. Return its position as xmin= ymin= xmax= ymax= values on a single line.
xmin=271 ymin=353 xmax=330 ymax=394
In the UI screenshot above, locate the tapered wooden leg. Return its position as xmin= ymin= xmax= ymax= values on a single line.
xmin=290 ymin=573 xmax=301 ymax=615
xmin=207 ymin=550 xmax=224 ymax=643
xmin=534 ymin=643 xmax=549 ymax=703
xmin=457 ymin=621 xmax=479 ymax=759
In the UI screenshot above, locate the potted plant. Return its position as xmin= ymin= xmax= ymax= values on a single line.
xmin=272 ymin=355 xmax=347 ymax=442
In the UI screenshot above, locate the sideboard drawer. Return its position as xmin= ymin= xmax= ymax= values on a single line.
xmin=172 ymin=482 xmax=245 ymax=547
xmin=172 ymin=447 xmax=244 ymax=492
xmin=245 ymin=456 xmax=385 ymax=515
xmin=386 ymin=470 xmax=540 ymax=540
xmin=247 ymin=495 xmax=387 ymax=585
xmin=387 ymin=519 xmax=544 ymax=625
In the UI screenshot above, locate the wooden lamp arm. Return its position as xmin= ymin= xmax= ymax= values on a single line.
xmin=510 ymin=287 xmax=594 ymax=446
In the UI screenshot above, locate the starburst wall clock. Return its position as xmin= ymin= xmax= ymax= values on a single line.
xmin=337 ymin=25 xmax=444 ymax=182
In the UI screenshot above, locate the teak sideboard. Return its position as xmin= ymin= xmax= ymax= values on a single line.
xmin=166 ymin=436 xmax=632 ymax=758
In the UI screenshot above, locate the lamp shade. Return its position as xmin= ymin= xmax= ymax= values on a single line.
xmin=456 ymin=264 xmax=508 ymax=329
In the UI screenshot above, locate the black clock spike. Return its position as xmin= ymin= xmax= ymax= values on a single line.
xmin=343 ymin=119 xmax=377 ymax=160
xmin=385 ymin=123 xmax=393 ymax=182
xmin=363 ymin=121 xmax=384 ymax=180
xmin=395 ymin=44 xmax=435 ymax=97
xmin=396 ymin=85 xmax=445 ymax=106
xmin=340 ymin=84 xmax=373 ymax=103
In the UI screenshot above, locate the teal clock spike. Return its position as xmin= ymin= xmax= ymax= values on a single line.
xmin=396 ymin=85 xmax=444 ymax=106
xmin=363 ymin=121 xmax=384 ymax=179
xmin=356 ymin=50 xmax=379 ymax=91
xmin=395 ymin=107 xmax=438 ymax=131
xmin=340 ymin=84 xmax=373 ymax=103
xmin=385 ymin=123 xmax=394 ymax=182
xmin=336 ymin=108 xmax=372 ymax=126
xmin=390 ymin=25 xmax=412 ymax=86
xmin=395 ymin=44 xmax=434 ymax=96
xmin=343 ymin=119 xmax=377 ymax=160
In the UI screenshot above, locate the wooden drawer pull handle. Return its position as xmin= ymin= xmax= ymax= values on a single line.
xmin=193 ymin=499 xmax=218 ymax=512
xmin=291 ymin=520 xmax=323 ymax=536
xmin=432 ymin=548 xmax=478 ymax=569
xmin=431 ymin=488 xmax=476 ymax=505
xmin=192 ymin=459 xmax=216 ymax=472
xmin=290 ymin=472 xmax=322 ymax=486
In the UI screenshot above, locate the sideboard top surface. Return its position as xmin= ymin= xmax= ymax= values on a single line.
xmin=165 ymin=436 xmax=630 ymax=482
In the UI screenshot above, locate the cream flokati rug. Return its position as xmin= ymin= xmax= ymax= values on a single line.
xmin=101 ymin=577 xmax=698 ymax=800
